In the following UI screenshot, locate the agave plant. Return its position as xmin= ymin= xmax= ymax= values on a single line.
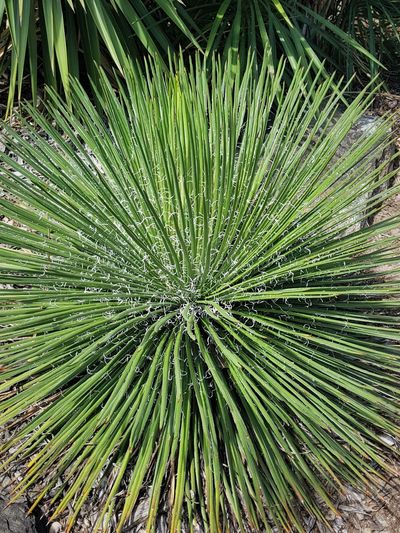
xmin=0 ymin=57 xmax=399 ymax=532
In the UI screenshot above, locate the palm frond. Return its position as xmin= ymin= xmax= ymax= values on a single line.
xmin=300 ymin=0 xmax=400 ymax=85
xmin=0 ymin=56 xmax=399 ymax=532
xmin=187 ymin=0 xmax=398 ymax=85
xmin=1 ymin=1 xmax=400 ymax=115
xmin=0 ymin=0 xmax=198 ymax=115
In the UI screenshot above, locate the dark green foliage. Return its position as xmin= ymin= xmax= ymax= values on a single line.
xmin=1 ymin=0 xmax=399 ymax=114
